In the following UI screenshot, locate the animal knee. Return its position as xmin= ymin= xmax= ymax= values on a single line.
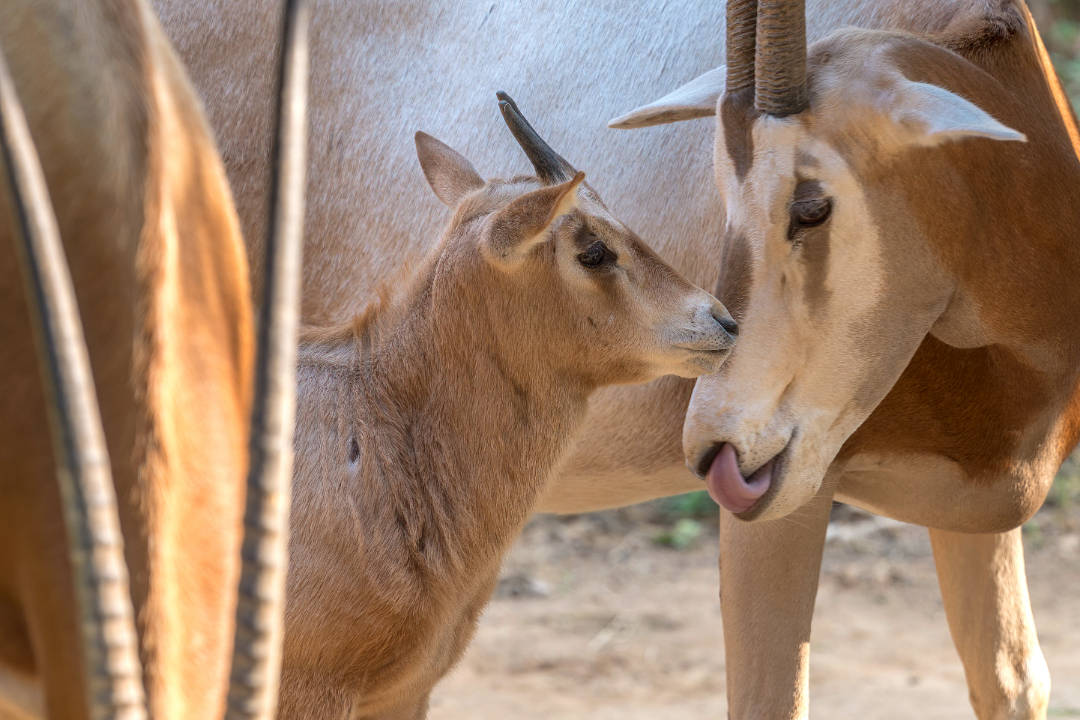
xmin=969 ymin=650 xmax=1050 ymax=720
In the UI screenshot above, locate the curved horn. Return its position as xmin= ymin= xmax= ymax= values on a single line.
xmin=225 ymin=0 xmax=309 ymax=717
xmin=726 ymin=0 xmax=757 ymax=93
xmin=754 ymin=0 xmax=808 ymax=116
xmin=0 ymin=43 xmax=147 ymax=720
xmin=495 ymin=91 xmax=576 ymax=184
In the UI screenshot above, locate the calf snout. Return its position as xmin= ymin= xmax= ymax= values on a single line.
xmin=690 ymin=300 xmax=737 ymax=351
xmin=673 ymin=298 xmax=737 ymax=356
xmin=712 ymin=302 xmax=738 ymax=337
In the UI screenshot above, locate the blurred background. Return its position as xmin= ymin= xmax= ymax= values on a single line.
xmin=429 ymin=4 xmax=1080 ymax=718
xmin=1035 ymin=0 xmax=1080 ymax=106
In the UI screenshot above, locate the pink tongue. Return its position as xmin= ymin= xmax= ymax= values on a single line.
xmin=705 ymin=443 xmax=772 ymax=514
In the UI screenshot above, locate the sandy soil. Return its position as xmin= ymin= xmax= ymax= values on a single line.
xmin=430 ymin=504 xmax=1080 ymax=719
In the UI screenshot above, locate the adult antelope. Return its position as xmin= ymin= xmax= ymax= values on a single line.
xmin=0 ymin=0 xmax=307 ymax=718
xmin=613 ymin=0 xmax=1080 ymax=716
xmin=158 ymin=0 xmax=1079 ymax=717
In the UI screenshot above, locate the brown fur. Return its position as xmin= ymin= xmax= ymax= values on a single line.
xmin=823 ymin=7 xmax=1080 ymax=512
xmin=721 ymin=88 xmax=760 ymax=181
xmin=0 ymin=0 xmax=252 ymax=717
xmin=153 ymin=0 xmax=1073 ymax=717
xmin=278 ymin=145 xmax=731 ymax=718
xmin=702 ymin=4 xmax=1079 ymax=718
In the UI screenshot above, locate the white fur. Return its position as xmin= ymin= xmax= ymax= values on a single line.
xmin=154 ymin=0 xmax=1004 ymax=513
xmin=891 ymin=79 xmax=1026 ymax=145
xmin=608 ymin=66 xmax=726 ymax=129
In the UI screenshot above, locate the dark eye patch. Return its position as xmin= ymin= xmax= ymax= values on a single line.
xmin=791 ymin=198 xmax=831 ymax=226
xmin=787 ymin=179 xmax=832 ymax=241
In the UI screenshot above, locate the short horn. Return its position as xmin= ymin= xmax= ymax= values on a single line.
xmin=0 ymin=41 xmax=147 ymax=720
xmin=754 ymin=0 xmax=808 ymax=116
xmin=726 ymin=0 xmax=757 ymax=93
xmin=225 ymin=0 xmax=309 ymax=717
xmin=495 ymin=91 xmax=576 ymax=184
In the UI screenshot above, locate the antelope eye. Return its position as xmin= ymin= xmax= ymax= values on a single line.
xmin=790 ymin=198 xmax=832 ymax=229
xmin=577 ymin=240 xmax=615 ymax=269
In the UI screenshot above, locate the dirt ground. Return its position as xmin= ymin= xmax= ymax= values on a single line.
xmin=430 ymin=502 xmax=1080 ymax=719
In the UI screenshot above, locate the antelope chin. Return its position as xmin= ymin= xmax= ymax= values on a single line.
xmin=672 ymin=346 xmax=730 ymax=376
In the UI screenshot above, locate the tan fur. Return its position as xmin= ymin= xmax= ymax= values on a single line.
xmin=673 ymin=3 xmax=1076 ymax=718
xmin=0 ymin=1 xmax=252 ymax=717
xmin=153 ymin=0 xmax=1019 ymax=516
xmin=279 ymin=142 xmax=731 ymax=718
xmin=156 ymin=1 xmax=1071 ymax=718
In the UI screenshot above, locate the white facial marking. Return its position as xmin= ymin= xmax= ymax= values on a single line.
xmin=687 ymin=112 xmax=897 ymax=519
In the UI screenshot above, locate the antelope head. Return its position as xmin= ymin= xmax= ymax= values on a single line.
xmin=610 ymin=0 xmax=1026 ymax=520
xmin=415 ymin=93 xmax=738 ymax=387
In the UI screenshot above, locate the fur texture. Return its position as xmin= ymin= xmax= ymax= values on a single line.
xmin=279 ymin=148 xmax=730 ymax=717
xmin=0 ymin=1 xmax=253 ymax=717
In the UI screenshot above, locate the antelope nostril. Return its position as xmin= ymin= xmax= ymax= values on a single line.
xmin=710 ymin=303 xmax=738 ymax=336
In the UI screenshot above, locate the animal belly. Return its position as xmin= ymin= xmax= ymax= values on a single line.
xmin=537 ymin=378 xmax=700 ymax=514
xmin=834 ymin=451 xmax=1055 ymax=533
xmin=538 ymin=460 xmax=702 ymax=515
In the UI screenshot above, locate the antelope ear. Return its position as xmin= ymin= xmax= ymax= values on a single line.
xmin=482 ymin=172 xmax=585 ymax=266
xmin=889 ymin=80 xmax=1025 ymax=146
xmin=608 ymin=66 xmax=725 ymax=129
xmin=415 ymin=131 xmax=485 ymax=206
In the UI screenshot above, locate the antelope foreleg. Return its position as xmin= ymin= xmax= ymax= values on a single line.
xmin=719 ymin=475 xmax=837 ymax=719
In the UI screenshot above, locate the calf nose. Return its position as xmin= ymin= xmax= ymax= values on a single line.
xmin=711 ymin=302 xmax=738 ymax=337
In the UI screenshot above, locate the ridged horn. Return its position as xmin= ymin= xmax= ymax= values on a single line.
xmin=726 ymin=0 xmax=757 ymax=93
xmin=0 ymin=41 xmax=147 ymax=720
xmin=224 ymin=0 xmax=309 ymax=717
xmin=495 ymin=91 xmax=576 ymax=184
xmin=754 ymin=0 xmax=808 ymax=116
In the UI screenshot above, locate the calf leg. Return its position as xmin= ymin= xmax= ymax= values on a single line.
xmin=720 ymin=476 xmax=836 ymax=719
xmin=929 ymin=528 xmax=1049 ymax=720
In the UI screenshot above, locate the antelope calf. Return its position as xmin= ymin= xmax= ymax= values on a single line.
xmin=279 ymin=98 xmax=735 ymax=719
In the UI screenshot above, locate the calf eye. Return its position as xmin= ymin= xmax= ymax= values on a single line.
xmin=577 ymin=240 xmax=615 ymax=269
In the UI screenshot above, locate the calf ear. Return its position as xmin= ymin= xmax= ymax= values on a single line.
xmin=608 ymin=66 xmax=725 ymax=129
xmin=415 ymin=131 xmax=485 ymax=206
xmin=482 ymin=172 xmax=585 ymax=266
xmin=888 ymin=79 xmax=1025 ymax=146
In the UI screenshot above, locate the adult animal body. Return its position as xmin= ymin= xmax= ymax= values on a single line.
xmin=618 ymin=0 xmax=1080 ymax=717
xmin=0 ymin=1 xmax=253 ymax=717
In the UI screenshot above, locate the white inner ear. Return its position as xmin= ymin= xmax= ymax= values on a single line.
xmin=892 ymin=80 xmax=1025 ymax=145
xmin=608 ymin=66 xmax=726 ymax=129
